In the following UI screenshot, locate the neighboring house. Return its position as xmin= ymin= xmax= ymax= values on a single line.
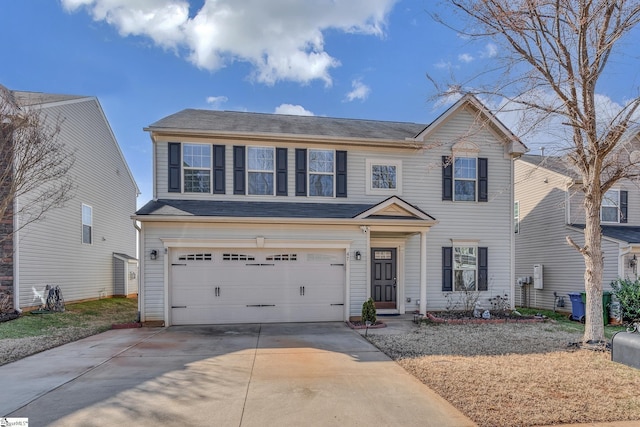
xmin=134 ymin=94 xmax=527 ymax=326
xmin=514 ymin=154 xmax=640 ymax=311
xmin=2 ymin=89 xmax=139 ymax=310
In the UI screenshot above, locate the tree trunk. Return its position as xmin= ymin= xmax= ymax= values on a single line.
xmin=582 ymin=191 xmax=605 ymax=344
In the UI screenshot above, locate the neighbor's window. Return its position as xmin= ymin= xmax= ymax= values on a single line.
xmin=514 ymin=201 xmax=520 ymax=233
xmin=183 ymin=143 xmax=211 ymax=193
xmin=247 ymin=146 xmax=274 ymax=195
xmin=454 ymin=157 xmax=477 ymax=201
xmin=454 ymin=246 xmax=477 ymax=291
xmin=309 ymin=149 xmax=334 ymax=197
xmin=601 ymin=189 xmax=620 ymax=223
xmin=366 ymin=159 xmax=402 ymax=195
xmin=82 ymin=204 xmax=92 ymax=245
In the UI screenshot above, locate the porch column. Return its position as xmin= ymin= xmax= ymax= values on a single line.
xmin=420 ymin=230 xmax=427 ymax=315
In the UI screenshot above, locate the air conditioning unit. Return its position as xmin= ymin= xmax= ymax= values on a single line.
xmin=533 ymin=264 xmax=543 ymax=289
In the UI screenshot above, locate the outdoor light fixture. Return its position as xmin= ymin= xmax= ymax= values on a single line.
xmin=355 ymin=251 xmax=362 ymax=261
xmin=630 ymin=254 xmax=637 ymax=268
xmin=150 ymin=249 xmax=158 ymax=260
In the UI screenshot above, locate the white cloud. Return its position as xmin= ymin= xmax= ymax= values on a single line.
xmin=206 ymin=95 xmax=228 ymax=108
xmin=61 ymin=0 xmax=397 ymax=86
xmin=482 ymin=43 xmax=498 ymax=58
xmin=458 ymin=53 xmax=474 ymax=63
xmin=345 ymin=79 xmax=371 ymax=102
xmin=274 ymin=104 xmax=314 ymax=116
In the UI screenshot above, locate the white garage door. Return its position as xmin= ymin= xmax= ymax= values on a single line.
xmin=170 ymin=248 xmax=346 ymax=325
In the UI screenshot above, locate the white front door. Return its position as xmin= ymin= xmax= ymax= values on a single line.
xmin=170 ymin=248 xmax=345 ymax=325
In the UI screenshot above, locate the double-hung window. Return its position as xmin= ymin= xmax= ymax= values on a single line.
xmin=247 ymin=147 xmax=275 ymax=195
xmin=82 ymin=204 xmax=92 ymax=245
xmin=601 ymin=190 xmax=620 ymax=223
xmin=309 ymin=149 xmax=334 ymax=197
xmin=454 ymin=157 xmax=477 ymax=201
xmin=183 ymin=144 xmax=211 ymax=193
xmin=454 ymin=246 xmax=477 ymax=291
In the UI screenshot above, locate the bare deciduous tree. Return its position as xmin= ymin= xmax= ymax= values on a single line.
xmin=434 ymin=0 xmax=640 ymax=345
xmin=0 ymin=85 xmax=76 ymax=246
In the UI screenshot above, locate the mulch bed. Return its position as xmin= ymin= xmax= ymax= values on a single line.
xmin=346 ymin=320 xmax=387 ymax=329
xmin=424 ymin=311 xmax=546 ymax=325
xmin=0 ymin=310 xmax=20 ymax=323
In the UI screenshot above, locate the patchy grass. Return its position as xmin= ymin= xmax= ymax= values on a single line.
xmin=516 ymin=307 xmax=627 ymax=338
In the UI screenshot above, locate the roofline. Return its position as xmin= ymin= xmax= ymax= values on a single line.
xmin=517 ymin=156 xmax=582 ymax=185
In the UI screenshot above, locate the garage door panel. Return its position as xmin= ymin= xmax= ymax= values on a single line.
xmin=170 ymin=248 xmax=345 ymax=325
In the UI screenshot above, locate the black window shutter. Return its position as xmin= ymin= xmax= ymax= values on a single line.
xmin=478 ymin=247 xmax=488 ymax=291
xmin=295 ymin=148 xmax=307 ymax=196
xmin=442 ymin=247 xmax=453 ymax=292
xmin=620 ymin=190 xmax=628 ymax=223
xmin=478 ymin=157 xmax=488 ymax=202
xmin=168 ymin=142 xmax=181 ymax=193
xmin=276 ymin=148 xmax=288 ymax=196
xmin=336 ymin=150 xmax=347 ymax=198
xmin=213 ymin=145 xmax=225 ymax=194
xmin=233 ymin=146 xmax=245 ymax=195
xmin=442 ymin=156 xmax=452 ymax=201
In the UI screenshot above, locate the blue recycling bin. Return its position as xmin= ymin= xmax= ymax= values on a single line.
xmin=568 ymin=292 xmax=585 ymax=322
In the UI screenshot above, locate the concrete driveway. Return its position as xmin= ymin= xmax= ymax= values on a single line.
xmin=1 ymin=322 xmax=476 ymax=426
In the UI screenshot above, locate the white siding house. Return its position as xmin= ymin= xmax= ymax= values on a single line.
xmin=514 ymin=154 xmax=640 ymax=311
xmin=135 ymin=94 xmax=527 ymax=326
xmin=6 ymin=90 xmax=139 ymax=309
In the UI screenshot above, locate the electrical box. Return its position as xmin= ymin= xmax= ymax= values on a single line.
xmin=533 ymin=264 xmax=543 ymax=289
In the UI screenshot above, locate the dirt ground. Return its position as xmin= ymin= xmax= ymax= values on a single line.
xmin=367 ymin=322 xmax=640 ymax=427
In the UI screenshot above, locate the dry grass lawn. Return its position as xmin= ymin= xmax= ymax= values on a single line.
xmin=368 ymin=322 xmax=640 ymax=427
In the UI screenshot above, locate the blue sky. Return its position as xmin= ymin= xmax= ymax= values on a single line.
xmin=1 ymin=1 xmax=638 ymax=206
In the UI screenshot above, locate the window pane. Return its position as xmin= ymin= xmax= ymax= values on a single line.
xmin=248 ymin=172 xmax=274 ymax=195
xmin=184 ymin=170 xmax=211 ymax=193
xmin=454 ymin=157 xmax=476 ymax=179
xmin=455 ymin=180 xmax=476 ymax=201
xmin=309 ymin=174 xmax=334 ymax=196
xmin=82 ymin=205 xmax=92 ymax=225
xmin=82 ymin=224 xmax=92 ymax=244
xmin=602 ymin=206 xmax=619 ymax=222
xmin=183 ymin=144 xmax=211 ymax=168
xmin=454 ymin=247 xmax=476 ymax=268
xmin=372 ymin=165 xmax=396 ymax=189
xmin=309 ymin=150 xmax=334 ymax=173
xmin=248 ymin=147 xmax=274 ymax=171
xmin=454 ymin=270 xmax=476 ymax=291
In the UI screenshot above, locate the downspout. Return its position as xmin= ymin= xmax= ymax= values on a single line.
xmin=13 ymin=195 xmax=19 ymax=310
xmin=134 ymin=218 xmax=143 ymax=323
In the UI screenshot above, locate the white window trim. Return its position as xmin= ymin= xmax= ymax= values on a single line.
xmin=82 ymin=203 xmax=92 ymax=245
xmin=308 ymin=148 xmax=335 ymax=197
xmin=366 ymin=158 xmax=402 ymax=195
xmin=453 ymin=155 xmax=478 ymax=202
xmin=182 ymin=143 xmax=212 ymax=194
xmin=601 ymin=189 xmax=620 ymax=223
xmin=246 ymin=146 xmax=275 ymax=196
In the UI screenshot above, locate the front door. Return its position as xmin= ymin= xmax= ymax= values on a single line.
xmin=371 ymin=248 xmax=397 ymax=310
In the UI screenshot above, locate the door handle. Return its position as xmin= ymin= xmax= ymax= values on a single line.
xmin=300 ymin=286 xmax=305 ymax=296
xmin=393 ymin=278 xmax=397 ymax=288
xmin=214 ymin=286 xmax=220 ymax=297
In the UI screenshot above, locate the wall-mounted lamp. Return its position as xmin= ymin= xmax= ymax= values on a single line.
xmin=150 ymin=249 xmax=158 ymax=260
xmin=630 ymin=254 xmax=637 ymax=268
xmin=355 ymin=251 xmax=362 ymax=261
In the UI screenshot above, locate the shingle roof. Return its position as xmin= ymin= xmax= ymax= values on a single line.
xmin=11 ymin=91 xmax=87 ymax=107
xmin=519 ymin=154 xmax=581 ymax=179
xmin=570 ymin=224 xmax=640 ymax=244
xmin=136 ymin=199 xmax=376 ymax=219
xmin=146 ymin=109 xmax=427 ymax=140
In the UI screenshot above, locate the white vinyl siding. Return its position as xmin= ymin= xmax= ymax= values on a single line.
xmin=17 ymin=98 xmax=138 ymax=308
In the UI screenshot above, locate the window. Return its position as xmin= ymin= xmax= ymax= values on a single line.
xmin=309 ymin=149 xmax=334 ymax=197
xmin=454 ymin=247 xmax=477 ymax=291
xmin=514 ymin=201 xmax=520 ymax=233
xmin=602 ymin=190 xmax=620 ymax=223
xmin=82 ymin=204 xmax=92 ymax=244
xmin=247 ymin=147 xmax=274 ymax=195
xmin=454 ymin=157 xmax=477 ymax=201
xmin=366 ymin=159 xmax=402 ymax=195
xmin=183 ymin=144 xmax=211 ymax=193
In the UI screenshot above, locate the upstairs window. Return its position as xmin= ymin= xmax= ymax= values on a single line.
xmin=442 ymin=155 xmax=488 ymax=202
xmin=366 ymin=159 xmax=402 ymax=195
xmin=183 ymin=144 xmax=211 ymax=193
xmin=247 ymin=147 xmax=275 ymax=195
xmin=454 ymin=157 xmax=477 ymax=201
xmin=309 ymin=149 xmax=334 ymax=197
xmin=82 ymin=204 xmax=92 ymax=245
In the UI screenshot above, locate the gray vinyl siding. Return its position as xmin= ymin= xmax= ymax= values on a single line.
xmin=515 ymin=160 xmax=620 ymax=311
xmin=144 ymin=107 xmax=516 ymax=319
xmin=17 ymin=98 xmax=137 ymax=308
xmin=113 ymin=258 xmax=125 ymax=295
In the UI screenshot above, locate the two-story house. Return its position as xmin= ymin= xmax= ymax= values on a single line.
xmin=515 ymin=154 xmax=640 ymax=311
xmin=2 ymin=88 xmax=140 ymax=310
xmin=135 ymin=94 xmax=527 ymax=326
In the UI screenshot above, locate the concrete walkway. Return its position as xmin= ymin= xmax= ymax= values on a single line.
xmin=1 ymin=322 xmax=475 ymax=426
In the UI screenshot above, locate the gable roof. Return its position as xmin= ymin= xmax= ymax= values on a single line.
xmin=569 ymin=224 xmax=640 ymax=244
xmin=518 ymin=154 xmax=581 ymax=180
xmin=146 ymin=109 xmax=427 ymax=142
